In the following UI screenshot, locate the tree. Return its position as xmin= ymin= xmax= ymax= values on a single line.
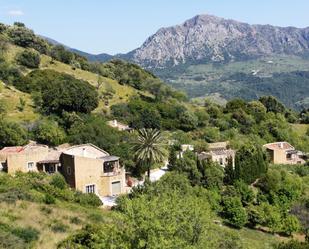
xmin=167 ymin=146 xmax=177 ymax=171
xmin=33 ymin=119 xmax=65 ymax=146
xmin=16 ymin=49 xmax=40 ymax=68
xmin=259 ymin=96 xmax=286 ymax=114
xmin=222 ymin=196 xmax=248 ymax=228
xmin=224 ymin=157 xmax=235 ymax=185
xmin=282 ymin=215 xmax=301 ymax=236
xmin=0 ymin=120 xmax=28 ymax=148
xmin=133 ymin=129 xmax=167 ymax=178
xmin=234 ymin=144 xmax=268 ymax=184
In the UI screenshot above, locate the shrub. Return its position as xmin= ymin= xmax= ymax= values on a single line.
xmin=0 ymin=120 xmax=28 ymax=148
xmin=50 ymin=173 xmax=67 ymax=189
xmin=44 ymin=193 xmax=56 ymax=205
xmin=70 ymin=216 xmax=82 ymax=225
xmin=74 ymin=192 xmax=102 ymax=207
xmin=33 ymin=119 xmax=65 ymax=146
xmin=222 ymin=196 xmax=248 ymax=228
xmin=12 ymin=226 xmax=40 ymax=243
xmin=16 ymin=49 xmax=40 ymax=68
xmin=50 ymin=220 xmax=68 ymax=233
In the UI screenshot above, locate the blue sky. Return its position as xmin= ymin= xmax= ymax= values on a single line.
xmin=1 ymin=0 xmax=309 ymax=54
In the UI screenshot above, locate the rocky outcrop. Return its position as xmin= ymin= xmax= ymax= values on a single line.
xmin=128 ymin=14 xmax=309 ymax=68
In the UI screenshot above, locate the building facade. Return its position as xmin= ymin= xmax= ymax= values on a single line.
xmin=0 ymin=143 xmax=49 ymax=174
xmin=263 ymin=142 xmax=306 ymax=165
xmin=198 ymin=141 xmax=235 ymax=168
xmin=60 ymin=144 xmax=126 ymax=196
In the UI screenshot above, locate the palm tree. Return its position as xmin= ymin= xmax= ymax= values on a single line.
xmin=133 ymin=128 xmax=167 ymax=179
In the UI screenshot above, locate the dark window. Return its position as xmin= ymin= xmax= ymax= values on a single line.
xmin=86 ymin=184 xmax=95 ymax=193
xmin=67 ymin=167 xmax=71 ymax=175
xmin=103 ymin=161 xmax=116 ymax=173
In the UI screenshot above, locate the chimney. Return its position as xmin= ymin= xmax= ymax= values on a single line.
xmin=113 ymin=120 xmax=117 ymax=127
xmin=279 ymin=142 xmax=284 ymax=149
xmin=82 ymin=148 xmax=86 ymax=157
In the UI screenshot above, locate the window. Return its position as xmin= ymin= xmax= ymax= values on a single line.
xmin=219 ymin=158 xmax=223 ymax=165
xmin=27 ymin=162 xmax=34 ymax=171
xmin=50 ymin=165 xmax=55 ymax=173
xmin=103 ymin=161 xmax=116 ymax=173
xmin=86 ymin=184 xmax=95 ymax=194
xmin=67 ymin=167 xmax=71 ymax=175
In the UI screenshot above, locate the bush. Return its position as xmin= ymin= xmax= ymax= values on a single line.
xmin=44 ymin=193 xmax=56 ymax=205
xmin=12 ymin=226 xmax=40 ymax=243
xmin=33 ymin=119 xmax=65 ymax=146
xmin=50 ymin=220 xmax=68 ymax=233
xmin=69 ymin=216 xmax=82 ymax=225
xmin=74 ymin=192 xmax=102 ymax=207
xmin=50 ymin=173 xmax=67 ymax=189
xmin=16 ymin=49 xmax=40 ymax=68
xmin=222 ymin=196 xmax=248 ymax=228
xmin=0 ymin=120 xmax=28 ymax=148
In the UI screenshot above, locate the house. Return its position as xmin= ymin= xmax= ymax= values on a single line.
xmin=36 ymin=144 xmax=71 ymax=174
xmin=107 ymin=120 xmax=132 ymax=132
xmin=60 ymin=144 xmax=126 ymax=196
xmin=198 ymin=141 xmax=235 ymax=168
xmin=0 ymin=142 xmax=49 ymax=174
xmin=263 ymin=142 xmax=306 ymax=165
xmin=178 ymin=144 xmax=194 ymax=158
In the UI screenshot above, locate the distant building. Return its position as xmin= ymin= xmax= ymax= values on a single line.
xmin=263 ymin=142 xmax=306 ymax=165
xmin=198 ymin=141 xmax=235 ymax=168
xmin=178 ymin=144 xmax=194 ymax=158
xmin=107 ymin=120 xmax=132 ymax=132
xmin=0 ymin=142 xmax=49 ymax=173
xmin=60 ymin=144 xmax=126 ymax=196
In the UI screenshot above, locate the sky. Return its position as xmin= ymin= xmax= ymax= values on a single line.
xmin=1 ymin=0 xmax=309 ymax=55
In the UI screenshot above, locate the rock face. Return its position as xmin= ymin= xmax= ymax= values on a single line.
xmin=127 ymin=14 xmax=309 ymax=68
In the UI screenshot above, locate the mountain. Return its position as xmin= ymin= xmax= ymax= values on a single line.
xmin=40 ymin=35 xmax=113 ymax=62
xmin=127 ymin=14 xmax=309 ymax=68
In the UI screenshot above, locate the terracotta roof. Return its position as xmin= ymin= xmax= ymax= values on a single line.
xmin=0 ymin=146 xmax=24 ymax=153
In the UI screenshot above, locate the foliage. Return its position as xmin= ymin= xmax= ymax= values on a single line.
xmin=33 ymin=119 xmax=65 ymax=146
xmin=0 ymin=120 xmax=28 ymax=148
xmin=133 ymin=128 xmax=167 ymax=177
xmin=16 ymin=49 xmax=40 ymax=68
xmin=234 ymin=144 xmax=268 ymax=184
xmin=221 ymin=196 xmax=248 ymax=228
xmin=17 ymin=69 xmax=98 ymax=114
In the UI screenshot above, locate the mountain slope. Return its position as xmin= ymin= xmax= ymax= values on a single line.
xmin=127 ymin=14 xmax=309 ymax=68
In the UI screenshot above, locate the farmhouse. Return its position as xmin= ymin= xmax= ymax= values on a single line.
xmin=263 ymin=142 xmax=306 ymax=165
xmin=198 ymin=141 xmax=235 ymax=168
xmin=60 ymin=144 xmax=126 ymax=196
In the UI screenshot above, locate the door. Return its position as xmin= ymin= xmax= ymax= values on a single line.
xmin=111 ymin=181 xmax=121 ymax=195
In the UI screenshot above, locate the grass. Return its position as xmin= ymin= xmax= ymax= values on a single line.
xmin=291 ymin=124 xmax=309 ymax=137
xmin=0 ymin=81 xmax=39 ymax=123
xmin=0 ymin=200 xmax=109 ymax=249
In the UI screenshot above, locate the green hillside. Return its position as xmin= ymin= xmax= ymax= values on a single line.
xmin=156 ymin=55 xmax=309 ymax=110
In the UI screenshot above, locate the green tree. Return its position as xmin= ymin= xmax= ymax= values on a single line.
xmin=222 ymin=196 xmax=248 ymax=228
xmin=282 ymin=215 xmax=301 ymax=236
xmin=234 ymin=144 xmax=268 ymax=184
xmin=133 ymin=129 xmax=167 ymax=178
xmin=259 ymin=96 xmax=286 ymax=114
xmin=16 ymin=49 xmax=40 ymax=68
xmin=0 ymin=120 xmax=28 ymax=148
xmin=33 ymin=119 xmax=65 ymax=146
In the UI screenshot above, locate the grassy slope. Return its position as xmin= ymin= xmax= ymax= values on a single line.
xmin=0 ymin=199 xmax=110 ymax=248
xmin=0 ymin=43 xmax=149 ymax=122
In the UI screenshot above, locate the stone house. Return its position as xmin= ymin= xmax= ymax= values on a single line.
xmin=60 ymin=144 xmax=126 ymax=196
xmin=0 ymin=142 xmax=49 ymax=173
xmin=263 ymin=142 xmax=306 ymax=165
xmin=198 ymin=141 xmax=235 ymax=168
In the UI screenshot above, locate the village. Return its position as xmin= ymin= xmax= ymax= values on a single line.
xmin=0 ymin=119 xmax=306 ymax=207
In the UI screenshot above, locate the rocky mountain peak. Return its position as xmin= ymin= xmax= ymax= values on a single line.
xmin=128 ymin=14 xmax=309 ymax=68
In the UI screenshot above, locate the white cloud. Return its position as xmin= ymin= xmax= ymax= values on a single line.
xmin=7 ymin=10 xmax=24 ymax=16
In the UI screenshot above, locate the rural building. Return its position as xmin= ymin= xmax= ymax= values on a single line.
xmin=198 ymin=141 xmax=235 ymax=168
xmin=107 ymin=120 xmax=132 ymax=132
xmin=0 ymin=142 xmax=49 ymax=174
xmin=60 ymin=144 xmax=126 ymax=196
xmin=178 ymin=144 xmax=194 ymax=158
xmin=263 ymin=142 xmax=306 ymax=165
